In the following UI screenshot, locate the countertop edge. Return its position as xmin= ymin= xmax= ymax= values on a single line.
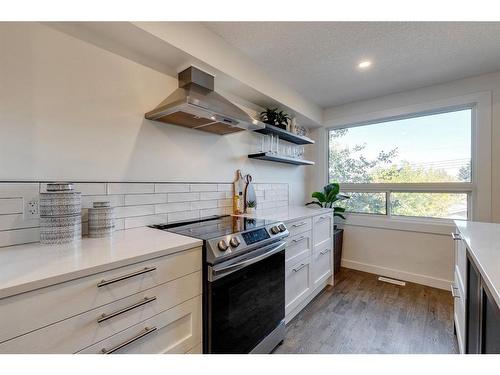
xmin=0 ymin=239 xmax=202 ymax=300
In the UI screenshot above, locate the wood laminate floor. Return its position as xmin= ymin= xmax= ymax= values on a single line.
xmin=274 ymin=268 xmax=458 ymax=354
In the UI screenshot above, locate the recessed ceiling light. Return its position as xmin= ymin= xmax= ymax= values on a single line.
xmin=358 ymin=60 xmax=372 ymax=69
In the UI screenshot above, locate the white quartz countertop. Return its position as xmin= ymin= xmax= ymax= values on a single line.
xmin=238 ymin=206 xmax=333 ymax=222
xmin=0 ymin=227 xmax=202 ymax=299
xmin=455 ymin=220 xmax=500 ymax=307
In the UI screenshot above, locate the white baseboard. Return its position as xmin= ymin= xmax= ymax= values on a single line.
xmin=341 ymin=259 xmax=452 ymax=290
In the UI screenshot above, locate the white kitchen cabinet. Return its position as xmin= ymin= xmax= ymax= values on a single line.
xmin=0 ymin=247 xmax=201 ymax=344
xmin=284 ymin=211 xmax=333 ymax=322
xmin=452 ymin=231 xmax=467 ymax=354
xmin=0 ymin=247 xmax=202 ymax=354
xmin=455 ymin=233 xmax=467 ymax=293
xmin=0 ymin=271 xmax=201 ymax=353
xmin=78 ymin=295 xmax=202 ymax=354
xmin=286 ymin=231 xmax=312 ymax=266
xmin=312 ymin=242 xmax=333 ymax=287
xmin=453 ymin=267 xmax=466 ymax=354
xmin=285 ymin=254 xmax=312 ymax=316
xmin=313 ymin=213 xmax=333 ymax=247
xmin=312 ymin=213 xmax=333 ymax=288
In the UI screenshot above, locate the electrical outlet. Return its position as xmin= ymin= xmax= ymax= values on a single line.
xmin=25 ymin=199 xmax=39 ymax=218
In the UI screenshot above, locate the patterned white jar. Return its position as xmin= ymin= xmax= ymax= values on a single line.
xmin=39 ymin=182 xmax=82 ymax=244
xmin=88 ymin=201 xmax=115 ymax=238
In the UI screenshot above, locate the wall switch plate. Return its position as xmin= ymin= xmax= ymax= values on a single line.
xmin=25 ymin=199 xmax=39 ymax=218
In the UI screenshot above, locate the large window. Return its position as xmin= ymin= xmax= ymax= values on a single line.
xmin=329 ymin=108 xmax=472 ymax=220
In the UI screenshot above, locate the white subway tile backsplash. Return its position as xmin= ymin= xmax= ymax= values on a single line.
xmin=0 ymin=183 xmax=38 ymax=198
xmin=218 ymin=199 xmax=232 ymax=208
xmin=114 ymin=205 xmax=155 ymax=219
xmin=0 ymin=181 xmax=289 ymax=247
xmin=125 ymin=194 xmax=167 ymax=206
xmin=191 ymin=200 xmax=218 ymax=210
xmin=154 ymin=183 xmax=190 ymax=193
xmin=40 ymin=182 xmax=107 ymax=195
xmin=168 ymin=210 xmax=200 ymax=223
xmin=217 ymin=184 xmax=232 ymax=192
xmin=190 ymin=184 xmax=217 ymax=192
xmin=114 ymin=218 xmax=125 ymax=231
xmin=200 ymin=192 xmax=226 ymax=200
xmin=200 ymin=207 xmax=225 ymax=217
xmin=0 ymin=227 xmax=40 ymax=247
xmin=108 ymin=183 xmax=154 ymax=195
xmin=167 ymin=192 xmax=200 ymax=203
xmin=155 ymin=202 xmax=191 ymax=214
xmin=124 ymin=214 xmax=167 ymax=229
xmin=0 ymin=214 xmax=38 ymax=231
xmin=0 ymin=198 xmax=23 ymax=215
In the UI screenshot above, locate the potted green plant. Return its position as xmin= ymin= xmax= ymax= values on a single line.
xmin=260 ymin=108 xmax=291 ymax=130
xmin=306 ymin=183 xmax=349 ymax=275
xmin=246 ymin=200 xmax=256 ymax=214
xmin=306 ymin=183 xmax=349 ymax=219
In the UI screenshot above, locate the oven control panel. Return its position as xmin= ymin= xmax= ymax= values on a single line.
xmin=241 ymin=228 xmax=270 ymax=245
xmin=206 ymin=222 xmax=288 ymax=265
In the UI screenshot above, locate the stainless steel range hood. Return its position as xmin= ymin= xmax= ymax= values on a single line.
xmin=145 ymin=67 xmax=265 ymax=135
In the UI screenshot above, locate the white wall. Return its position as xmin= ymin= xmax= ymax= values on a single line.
xmin=311 ymin=70 xmax=500 ymax=289
xmin=0 ymin=23 xmax=306 ymax=205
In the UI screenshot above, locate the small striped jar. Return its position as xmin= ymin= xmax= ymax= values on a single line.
xmin=88 ymin=201 xmax=115 ymax=238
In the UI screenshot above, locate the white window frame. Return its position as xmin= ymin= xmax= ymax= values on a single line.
xmin=324 ymin=91 xmax=492 ymax=234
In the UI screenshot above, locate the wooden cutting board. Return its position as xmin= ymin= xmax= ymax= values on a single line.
xmin=244 ymin=174 xmax=257 ymax=211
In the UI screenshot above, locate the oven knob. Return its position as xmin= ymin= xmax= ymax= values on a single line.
xmin=278 ymin=224 xmax=286 ymax=232
xmin=271 ymin=226 xmax=280 ymax=235
xmin=229 ymin=237 xmax=240 ymax=248
xmin=217 ymin=240 xmax=229 ymax=251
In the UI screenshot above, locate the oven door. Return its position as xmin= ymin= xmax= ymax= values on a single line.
xmin=205 ymin=240 xmax=286 ymax=354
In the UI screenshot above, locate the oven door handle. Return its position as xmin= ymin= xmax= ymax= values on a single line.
xmin=210 ymin=241 xmax=286 ymax=281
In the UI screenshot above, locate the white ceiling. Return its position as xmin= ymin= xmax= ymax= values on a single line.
xmin=204 ymin=22 xmax=500 ymax=108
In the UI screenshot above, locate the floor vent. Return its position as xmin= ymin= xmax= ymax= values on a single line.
xmin=378 ymin=276 xmax=406 ymax=286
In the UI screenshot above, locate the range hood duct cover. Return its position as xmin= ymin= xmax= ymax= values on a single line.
xmin=145 ymin=66 xmax=265 ymax=135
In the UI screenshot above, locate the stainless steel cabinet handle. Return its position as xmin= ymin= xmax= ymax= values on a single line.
xmin=97 ymin=296 xmax=157 ymax=323
xmin=318 ymin=216 xmax=328 ymax=221
xmin=450 ymin=284 xmax=460 ymax=298
xmin=292 ymin=263 xmax=307 ymax=272
xmin=97 ymin=266 xmax=156 ymax=287
xmin=320 ymin=248 xmax=331 ymax=255
xmin=451 ymin=233 xmax=462 ymax=241
xmin=292 ymin=222 xmax=307 ymax=228
xmin=101 ymin=326 xmax=157 ymax=354
xmin=292 ymin=236 xmax=306 ymax=243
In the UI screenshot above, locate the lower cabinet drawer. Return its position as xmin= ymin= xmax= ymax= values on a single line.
xmin=0 ymin=271 xmax=201 ymax=353
xmin=78 ymin=295 xmax=202 ymax=354
xmin=286 ymin=218 xmax=312 ymax=237
xmin=286 ymin=231 xmax=312 ymax=265
xmin=312 ymin=242 xmax=332 ymax=287
xmin=285 ymin=255 xmax=312 ymax=316
xmin=0 ymin=247 xmax=201 ymax=344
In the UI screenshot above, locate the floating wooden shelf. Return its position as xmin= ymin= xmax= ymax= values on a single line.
xmin=254 ymin=124 xmax=314 ymax=145
xmin=248 ymin=152 xmax=315 ymax=166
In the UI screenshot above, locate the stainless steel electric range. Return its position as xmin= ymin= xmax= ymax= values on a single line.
xmin=150 ymin=215 xmax=289 ymax=354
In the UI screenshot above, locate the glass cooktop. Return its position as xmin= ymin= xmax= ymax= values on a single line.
xmin=150 ymin=215 xmax=277 ymax=240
